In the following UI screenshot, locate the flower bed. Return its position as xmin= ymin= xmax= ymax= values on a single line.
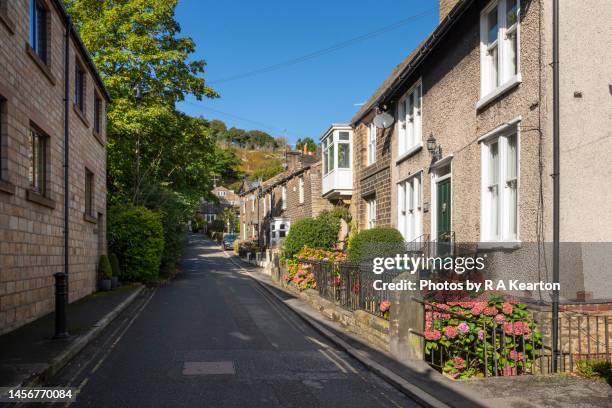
xmin=424 ymin=291 xmax=542 ymax=379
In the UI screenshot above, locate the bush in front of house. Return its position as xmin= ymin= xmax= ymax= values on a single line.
xmin=109 ymin=252 xmax=121 ymax=278
xmin=108 ymin=204 xmax=164 ymax=282
xmin=282 ymin=217 xmax=340 ymax=258
xmin=98 ymin=255 xmax=112 ymax=279
xmin=346 ymin=227 xmax=405 ymax=262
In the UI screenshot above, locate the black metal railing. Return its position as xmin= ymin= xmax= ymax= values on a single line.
xmin=309 ymin=261 xmax=401 ymax=319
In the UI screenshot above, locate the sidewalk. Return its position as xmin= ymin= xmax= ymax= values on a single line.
xmin=0 ymin=284 xmax=143 ymax=387
xmin=233 ymin=256 xmax=611 ymax=408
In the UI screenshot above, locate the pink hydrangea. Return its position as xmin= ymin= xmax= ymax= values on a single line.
xmin=444 ymin=326 xmax=458 ymax=339
xmin=502 ymin=302 xmax=514 ymax=315
xmin=509 ymin=350 xmax=524 ymax=361
xmin=502 ymin=366 xmax=517 ymax=376
xmin=453 ymin=356 xmax=465 ymax=370
xmin=471 ymin=302 xmax=486 ymax=316
xmin=458 ymin=322 xmax=470 ymax=334
xmin=379 ymin=300 xmax=391 ymax=313
xmin=484 ymin=306 xmax=498 ymax=316
xmin=478 ymin=330 xmax=485 ymax=340
xmin=424 ymin=329 xmax=442 ymax=341
xmin=503 ymin=321 xmax=531 ymax=337
xmin=495 ymin=314 xmax=506 ymax=324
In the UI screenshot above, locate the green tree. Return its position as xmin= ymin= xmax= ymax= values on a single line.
xmin=296 ymin=137 xmax=317 ymax=153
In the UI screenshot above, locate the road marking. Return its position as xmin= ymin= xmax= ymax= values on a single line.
xmin=318 ymin=349 xmax=347 ymax=373
xmin=327 ymin=348 xmax=358 ymax=374
xmin=64 ymin=290 xmax=155 ymax=407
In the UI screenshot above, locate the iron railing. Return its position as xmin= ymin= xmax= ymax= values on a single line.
xmin=412 ymin=298 xmax=611 ymax=377
xmin=309 ymin=261 xmax=401 ymax=318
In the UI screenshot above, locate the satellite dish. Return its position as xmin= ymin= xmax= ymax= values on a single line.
xmin=373 ymin=111 xmax=394 ymax=129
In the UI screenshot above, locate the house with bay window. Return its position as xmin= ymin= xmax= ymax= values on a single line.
xmin=350 ymin=0 xmax=612 ymax=300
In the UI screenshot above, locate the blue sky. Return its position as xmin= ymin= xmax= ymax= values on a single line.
xmin=175 ymin=0 xmax=439 ymax=145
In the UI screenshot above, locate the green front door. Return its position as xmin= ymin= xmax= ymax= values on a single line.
xmin=436 ymin=178 xmax=452 ymax=256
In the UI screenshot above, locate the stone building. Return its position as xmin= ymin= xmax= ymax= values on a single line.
xmin=238 ymin=150 xmax=332 ymax=248
xmin=198 ymin=185 xmax=240 ymax=223
xmin=351 ymin=0 xmax=612 ymax=300
xmin=0 ymin=0 xmax=109 ymax=333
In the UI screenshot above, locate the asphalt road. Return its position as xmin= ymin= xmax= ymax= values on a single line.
xmin=43 ymin=234 xmax=418 ymax=408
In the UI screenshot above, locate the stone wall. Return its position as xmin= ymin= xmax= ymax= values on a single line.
xmin=0 ymin=0 xmax=108 ymax=334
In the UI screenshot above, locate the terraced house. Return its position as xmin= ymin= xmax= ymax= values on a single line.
xmin=350 ymin=0 xmax=611 ymax=300
xmin=239 ymin=149 xmax=331 ymax=249
xmin=0 ymin=0 xmax=109 ymax=333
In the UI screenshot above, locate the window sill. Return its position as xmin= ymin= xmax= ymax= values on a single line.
xmin=0 ymin=10 xmax=15 ymax=34
xmin=73 ymin=104 xmax=90 ymax=128
xmin=26 ymin=46 xmax=56 ymax=86
xmin=92 ymin=129 xmax=105 ymax=146
xmin=83 ymin=213 xmax=97 ymax=224
xmin=478 ymin=241 xmax=521 ymax=250
xmin=26 ymin=189 xmax=56 ymax=209
xmin=396 ymin=144 xmax=423 ymax=165
xmin=0 ymin=179 xmax=15 ymax=195
xmin=475 ymin=74 xmax=522 ymax=111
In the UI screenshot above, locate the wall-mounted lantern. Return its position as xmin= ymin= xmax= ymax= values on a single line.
xmin=426 ymin=133 xmax=442 ymax=161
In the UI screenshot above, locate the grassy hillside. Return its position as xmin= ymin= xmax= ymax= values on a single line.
xmin=235 ymin=148 xmax=284 ymax=178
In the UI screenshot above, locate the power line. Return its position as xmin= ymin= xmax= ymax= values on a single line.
xmin=207 ymin=8 xmax=436 ymax=85
xmin=181 ymin=101 xmax=303 ymax=137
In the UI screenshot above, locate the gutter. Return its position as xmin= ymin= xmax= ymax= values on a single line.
xmin=352 ymin=0 xmax=475 ymax=124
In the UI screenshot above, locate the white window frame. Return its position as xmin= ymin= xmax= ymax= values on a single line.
xmin=367 ymin=123 xmax=377 ymax=165
xmin=298 ymin=177 xmax=304 ymax=204
xmin=479 ymin=0 xmax=521 ymax=101
xmin=366 ymin=198 xmax=377 ymax=229
xmin=251 ymin=195 xmax=255 ymax=212
xmin=397 ymin=172 xmax=423 ymax=241
xmin=397 ymin=81 xmax=422 ymax=157
xmin=480 ymin=126 xmax=519 ymax=242
xmin=281 ymin=185 xmax=287 ymax=210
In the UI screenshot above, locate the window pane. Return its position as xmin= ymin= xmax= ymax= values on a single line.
xmin=506 ymin=134 xmax=517 ymax=180
xmin=490 ymin=45 xmax=499 ymax=88
xmin=338 ymin=143 xmax=350 ymax=168
xmin=339 ymin=132 xmax=349 ymax=141
xmin=506 ymin=0 xmax=518 ymax=26
xmin=507 ymin=30 xmax=518 ymax=76
xmin=489 ymin=142 xmax=499 ymax=185
xmin=329 ymin=142 xmax=335 ymax=171
xmin=487 ymin=7 xmax=498 ymax=44
xmin=489 ymin=142 xmax=499 ymax=239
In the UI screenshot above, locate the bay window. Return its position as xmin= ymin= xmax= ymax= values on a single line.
xmin=338 ymin=132 xmax=350 ymax=168
xmin=397 ymin=82 xmax=422 ymax=156
xmin=397 ymin=173 xmax=422 ymax=241
xmin=481 ymin=131 xmax=518 ymax=241
xmin=480 ymin=0 xmax=520 ymax=99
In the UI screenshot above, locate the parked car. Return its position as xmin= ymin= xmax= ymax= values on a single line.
xmin=222 ymin=234 xmax=237 ymax=250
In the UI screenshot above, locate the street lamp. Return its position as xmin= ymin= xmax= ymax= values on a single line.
xmin=427 ymin=133 xmax=442 ymax=162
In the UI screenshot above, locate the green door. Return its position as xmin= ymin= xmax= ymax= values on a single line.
xmin=436 ymin=178 xmax=452 ymax=256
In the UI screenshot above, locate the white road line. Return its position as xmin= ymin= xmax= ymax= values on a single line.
xmin=327 ymin=348 xmax=359 ymax=374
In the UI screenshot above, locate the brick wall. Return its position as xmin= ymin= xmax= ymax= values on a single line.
xmin=0 ymin=0 xmax=108 ymax=334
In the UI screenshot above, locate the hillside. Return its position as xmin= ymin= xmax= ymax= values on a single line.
xmin=235 ymin=148 xmax=285 ymax=177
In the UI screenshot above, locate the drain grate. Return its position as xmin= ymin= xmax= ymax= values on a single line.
xmin=182 ymin=361 xmax=235 ymax=376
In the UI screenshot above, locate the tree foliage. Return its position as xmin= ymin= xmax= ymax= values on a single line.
xmin=296 ymin=137 xmax=317 ymax=153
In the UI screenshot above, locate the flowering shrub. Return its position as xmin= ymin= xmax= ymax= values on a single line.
xmin=424 ymin=292 xmax=542 ymax=379
xmin=285 ymin=258 xmax=317 ymax=291
xmin=295 ymin=246 xmax=347 ymax=263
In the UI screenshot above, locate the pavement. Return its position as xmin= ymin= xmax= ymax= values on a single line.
xmin=0 ymin=283 xmax=143 ymax=388
xmin=41 ymin=234 xmax=419 ymax=407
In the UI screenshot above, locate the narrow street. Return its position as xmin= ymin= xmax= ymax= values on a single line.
xmin=45 ymin=234 xmax=417 ymax=407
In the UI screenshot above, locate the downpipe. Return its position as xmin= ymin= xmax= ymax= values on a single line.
xmin=551 ymin=0 xmax=560 ymax=372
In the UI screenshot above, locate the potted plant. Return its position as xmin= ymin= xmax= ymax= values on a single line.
xmin=99 ymin=255 xmax=112 ymax=291
xmin=109 ymin=253 xmax=121 ymax=289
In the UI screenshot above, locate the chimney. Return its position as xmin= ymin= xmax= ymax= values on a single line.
xmin=439 ymin=0 xmax=460 ymax=21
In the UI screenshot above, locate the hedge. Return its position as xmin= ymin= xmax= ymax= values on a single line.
xmin=108 ymin=204 xmax=164 ymax=282
xmin=282 ymin=217 xmax=339 ymax=258
xmin=346 ymin=227 xmax=405 ymax=262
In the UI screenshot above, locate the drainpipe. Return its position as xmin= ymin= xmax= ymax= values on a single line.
xmin=56 ymin=15 xmax=71 ymax=338
xmin=551 ymin=0 xmax=560 ymax=373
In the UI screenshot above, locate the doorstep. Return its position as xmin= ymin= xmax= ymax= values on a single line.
xmin=0 ymin=284 xmax=143 ymax=387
